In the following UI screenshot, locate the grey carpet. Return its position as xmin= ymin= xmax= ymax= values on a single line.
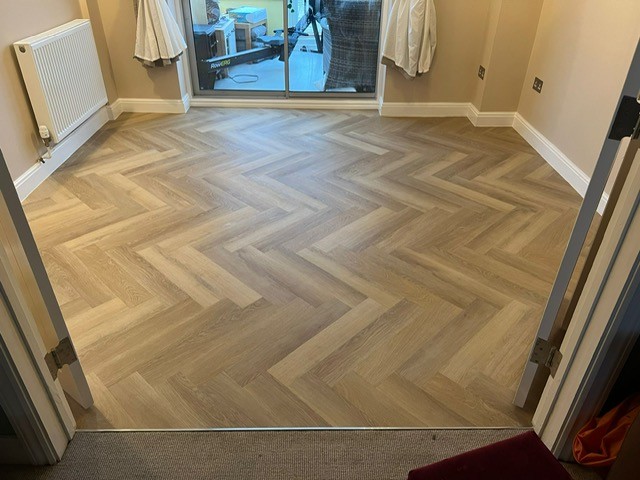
xmin=0 ymin=429 xmax=599 ymax=479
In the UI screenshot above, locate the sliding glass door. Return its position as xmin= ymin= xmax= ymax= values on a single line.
xmin=182 ymin=0 xmax=382 ymax=97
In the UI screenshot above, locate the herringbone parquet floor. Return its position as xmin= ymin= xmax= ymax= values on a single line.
xmin=23 ymin=109 xmax=585 ymax=429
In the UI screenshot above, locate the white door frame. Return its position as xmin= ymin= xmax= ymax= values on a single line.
xmin=533 ymin=141 xmax=640 ymax=458
xmin=515 ymin=39 xmax=640 ymax=407
xmin=0 ymin=285 xmax=72 ymax=464
xmin=0 ymin=147 xmax=89 ymax=465
xmin=0 ymin=154 xmax=93 ymax=409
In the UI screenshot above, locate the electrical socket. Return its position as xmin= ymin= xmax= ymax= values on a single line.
xmin=478 ymin=65 xmax=486 ymax=80
xmin=533 ymin=77 xmax=544 ymax=93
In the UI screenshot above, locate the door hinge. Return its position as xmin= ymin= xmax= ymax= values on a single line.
xmin=530 ymin=337 xmax=563 ymax=377
xmin=44 ymin=337 xmax=78 ymax=380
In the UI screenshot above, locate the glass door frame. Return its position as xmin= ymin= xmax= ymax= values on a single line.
xmin=180 ymin=0 xmax=380 ymax=99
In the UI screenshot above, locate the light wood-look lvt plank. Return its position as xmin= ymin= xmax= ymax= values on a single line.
xmin=23 ymin=109 xmax=588 ymax=429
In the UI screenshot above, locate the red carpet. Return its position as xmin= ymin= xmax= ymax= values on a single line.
xmin=408 ymin=431 xmax=573 ymax=480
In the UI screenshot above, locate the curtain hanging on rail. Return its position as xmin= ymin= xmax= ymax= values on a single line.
xmin=382 ymin=0 xmax=437 ymax=79
xmin=134 ymin=0 xmax=187 ymax=67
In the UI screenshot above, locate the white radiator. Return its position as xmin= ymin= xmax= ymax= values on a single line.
xmin=14 ymin=19 xmax=107 ymax=144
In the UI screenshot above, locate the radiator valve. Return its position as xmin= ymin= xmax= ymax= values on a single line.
xmin=38 ymin=125 xmax=52 ymax=162
xmin=39 ymin=125 xmax=51 ymax=146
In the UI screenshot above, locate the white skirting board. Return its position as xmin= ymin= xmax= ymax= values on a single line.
xmin=466 ymin=104 xmax=517 ymax=127
xmin=379 ymin=101 xmax=472 ymax=119
xmin=379 ymin=101 xmax=516 ymax=128
xmin=106 ymin=99 xmax=123 ymax=120
xmin=14 ymin=107 xmax=109 ymax=201
xmin=513 ymin=114 xmax=608 ymax=215
xmin=380 ymin=101 xmax=608 ymax=214
xmin=107 ymin=93 xmax=191 ymax=120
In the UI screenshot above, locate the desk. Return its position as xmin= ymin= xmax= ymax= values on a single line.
xmin=235 ymin=19 xmax=268 ymax=51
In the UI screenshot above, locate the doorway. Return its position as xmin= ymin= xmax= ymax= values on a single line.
xmin=182 ymin=0 xmax=382 ymax=96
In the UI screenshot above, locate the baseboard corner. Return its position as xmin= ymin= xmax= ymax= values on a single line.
xmin=467 ymin=104 xmax=516 ymax=127
xmin=181 ymin=93 xmax=191 ymax=113
xmin=107 ymin=99 xmax=123 ymax=121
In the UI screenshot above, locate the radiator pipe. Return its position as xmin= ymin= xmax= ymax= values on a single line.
xmin=39 ymin=125 xmax=52 ymax=162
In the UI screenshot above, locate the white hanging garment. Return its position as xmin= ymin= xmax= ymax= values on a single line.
xmin=382 ymin=0 xmax=437 ymax=79
xmin=134 ymin=0 xmax=187 ymax=67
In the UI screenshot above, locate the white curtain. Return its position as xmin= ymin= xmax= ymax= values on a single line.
xmin=135 ymin=0 xmax=187 ymax=67
xmin=382 ymin=0 xmax=437 ymax=79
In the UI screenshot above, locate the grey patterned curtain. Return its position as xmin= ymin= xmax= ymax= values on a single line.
xmin=323 ymin=0 xmax=382 ymax=92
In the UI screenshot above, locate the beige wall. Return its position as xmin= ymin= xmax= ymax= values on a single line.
xmin=0 ymin=0 xmax=83 ymax=180
xmin=93 ymin=0 xmax=182 ymax=100
xmin=383 ymin=0 xmax=492 ymax=103
xmin=473 ymin=0 xmax=544 ymax=112
xmin=517 ymin=0 xmax=640 ymax=177
xmin=472 ymin=0 xmax=502 ymax=108
xmin=383 ymin=0 xmax=542 ymax=111
xmin=384 ymin=0 xmax=640 ymax=183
